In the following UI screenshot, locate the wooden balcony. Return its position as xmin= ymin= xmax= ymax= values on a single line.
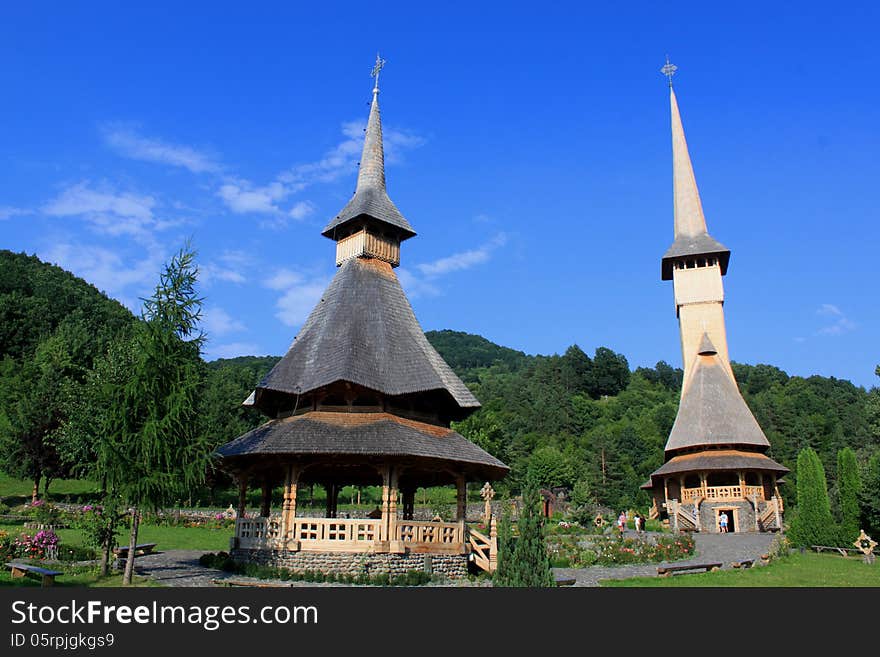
xmin=681 ymin=485 xmax=764 ymax=502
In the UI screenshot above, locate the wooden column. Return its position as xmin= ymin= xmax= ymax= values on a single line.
xmin=260 ymin=479 xmax=272 ymax=517
xmin=380 ymin=465 xmax=391 ymax=542
xmin=387 ymin=467 xmax=399 ymax=543
xmin=281 ymin=465 xmax=299 ymax=540
xmin=325 ymin=483 xmax=338 ymax=518
xmin=700 ymin=472 xmax=707 ymax=499
xmin=738 ymin=471 xmax=746 ymax=499
xmin=456 ymin=476 xmax=467 ymax=521
xmin=236 ymin=474 xmax=249 ymax=518
xmin=402 ymin=489 xmax=415 ymax=520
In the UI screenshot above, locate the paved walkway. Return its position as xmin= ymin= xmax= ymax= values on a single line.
xmin=553 ymin=532 xmax=777 ymax=587
xmin=135 ymin=533 xmax=777 ymax=587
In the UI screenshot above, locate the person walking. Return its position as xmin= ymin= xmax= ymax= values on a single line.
xmin=618 ymin=511 xmax=627 ymax=535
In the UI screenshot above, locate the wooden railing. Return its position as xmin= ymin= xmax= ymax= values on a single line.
xmin=682 ymin=485 xmax=765 ymax=501
xmin=396 ymin=520 xmax=465 ymax=554
xmin=234 ymin=517 xmax=468 ymax=554
xmin=292 ymin=518 xmax=382 ymax=549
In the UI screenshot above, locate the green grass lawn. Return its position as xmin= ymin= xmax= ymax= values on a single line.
xmin=0 ymin=567 xmax=161 ymax=587
xmin=602 ymin=552 xmax=880 ymax=587
xmin=0 ymin=473 xmax=100 ymax=504
xmin=1 ymin=522 xmax=232 ymax=553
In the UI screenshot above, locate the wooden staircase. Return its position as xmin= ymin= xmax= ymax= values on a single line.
xmin=466 ymin=517 xmax=498 ymax=573
xmin=758 ymin=497 xmax=782 ymax=532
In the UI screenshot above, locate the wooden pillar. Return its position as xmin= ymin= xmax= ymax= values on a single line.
xmin=738 ymin=471 xmax=746 ymax=499
xmin=388 ymin=467 xmax=398 ymax=542
xmin=281 ymin=466 xmax=299 ymax=540
xmin=402 ymin=489 xmax=415 ymax=520
xmin=325 ymin=483 xmax=338 ymax=518
xmin=260 ymin=479 xmax=272 ymax=517
xmin=380 ymin=465 xmax=391 ymax=542
xmin=236 ymin=474 xmax=249 ymax=518
xmin=456 ymin=476 xmax=467 ymax=521
xmin=700 ymin=472 xmax=707 ymax=499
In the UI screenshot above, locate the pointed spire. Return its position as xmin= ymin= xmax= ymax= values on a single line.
xmin=356 ymin=80 xmax=386 ymax=192
xmin=322 ymin=56 xmax=415 ymax=243
xmin=660 ymin=62 xmax=729 ymax=280
xmin=670 ymin=86 xmax=708 ymax=238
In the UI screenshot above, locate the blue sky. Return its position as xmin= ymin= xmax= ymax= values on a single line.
xmin=1 ymin=2 xmax=877 ymax=388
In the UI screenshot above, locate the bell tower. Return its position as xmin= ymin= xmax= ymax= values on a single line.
xmin=660 ymin=60 xmax=733 ymax=387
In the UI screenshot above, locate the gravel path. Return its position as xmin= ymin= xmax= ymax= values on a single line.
xmin=553 ymin=532 xmax=777 ymax=586
xmin=135 ymin=532 xmax=777 ymax=587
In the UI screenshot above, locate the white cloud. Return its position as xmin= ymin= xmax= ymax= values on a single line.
xmin=42 ymin=242 xmax=165 ymax=311
xmin=0 ymin=206 xmax=31 ymax=220
xmin=416 ymin=233 xmax=507 ymax=277
xmin=102 ymin=124 xmax=220 ymax=174
xmin=204 ymin=342 xmax=261 ymax=361
xmin=217 ymin=179 xmax=287 ymax=215
xmin=41 ymin=181 xmax=164 ymax=240
xmin=263 ymin=268 xmax=328 ymax=327
xmin=200 ymin=262 xmax=246 ymax=285
xmin=202 ymin=307 xmax=246 ymax=337
xmin=396 ymin=267 xmax=440 ymax=299
xmin=288 ymin=200 xmax=316 ymax=220
xmin=816 ymin=303 xmax=856 ymax=336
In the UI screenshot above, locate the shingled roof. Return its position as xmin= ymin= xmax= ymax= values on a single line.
xmin=321 ymin=88 xmax=415 ymax=240
xmin=664 ymin=337 xmax=770 ymax=453
xmin=216 ymin=411 xmax=508 ymax=479
xmin=257 ymin=257 xmax=480 ymax=411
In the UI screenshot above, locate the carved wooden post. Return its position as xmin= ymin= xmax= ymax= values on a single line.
xmin=281 ymin=465 xmax=299 ymax=541
xmin=260 ymin=479 xmax=271 ymax=517
xmin=456 ymin=476 xmax=467 ymax=521
xmin=236 ymin=474 xmax=249 ymax=518
xmin=480 ymin=482 xmax=495 ymax=523
xmin=694 ymin=499 xmax=701 ymax=531
xmin=388 ymin=466 xmax=399 ymax=543
xmin=738 ymin=471 xmax=746 ymax=499
xmin=380 ymin=464 xmax=391 ymax=543
xmin=489 ymin=514 xmax=498 ymax=572
xmin=700 ymin=472 xmax=707 ymax=499
xmin=325 ymin=483 xmax=339 ymax=518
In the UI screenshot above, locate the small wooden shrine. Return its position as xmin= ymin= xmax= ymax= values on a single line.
xmin=215 ymin=58 xmax=508 ymax=577
xmin=642 ymin=64 xmax=788 ymax=533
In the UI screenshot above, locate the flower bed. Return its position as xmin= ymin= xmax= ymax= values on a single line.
xmin=548 ymin=533 xmax=695 ymax=568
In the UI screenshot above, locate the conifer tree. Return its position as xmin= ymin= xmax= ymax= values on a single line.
xmin=501 ymin=472 xmax=555 ymax=587
xmin=99 ymin=244 xmax=210 ymax=584
xmin=835 ymin=447 xmax=862 ymax=543
xmin=492 ymin=504 xmax=513 ymax=586
xmin=788 ymin=447 xmax=836 ymax=547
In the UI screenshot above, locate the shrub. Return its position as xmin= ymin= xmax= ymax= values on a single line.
xmin=788 ymin=447 xmax=837 ymax=547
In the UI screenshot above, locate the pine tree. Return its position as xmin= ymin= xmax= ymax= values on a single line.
xmin=501 ymin=472 xmax=555 ymax=587
xmin=98 ymin=244 xmax=210 ymax=584
xmin=835 ymin=447 xmax=862 ymax=543
xmin=788 ymin=447 xmax=836 ymax=547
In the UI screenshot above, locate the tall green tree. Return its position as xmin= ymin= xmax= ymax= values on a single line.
xmin=496 ymin=472 xmax=555 ymax=587
xmin=860 ymin=453 xmax=880 ymax=537
xmin=835 ymin=447 xmax=862 ymax=543
xmin=788 ymin=447 xmax=836 ymax=547
xmin=99 ymin=244 xmax=210 ymax=584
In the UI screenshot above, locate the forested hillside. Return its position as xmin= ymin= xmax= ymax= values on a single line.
xmin=1 ymin=251 xmax=877 ymax=528
xmin=0 ymin=250 xmax=136 ymax=494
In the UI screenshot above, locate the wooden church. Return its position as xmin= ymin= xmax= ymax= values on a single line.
xmin=642 ymin=67 xmax=788 ymax=533
xmin=216 ymin=58 xmax=508 ymax=577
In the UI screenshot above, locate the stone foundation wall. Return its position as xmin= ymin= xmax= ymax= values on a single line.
xmin=231 ymin=549 xmax=469 ymax=579
xmin=698 ymin=501 xmax=756 ymax=533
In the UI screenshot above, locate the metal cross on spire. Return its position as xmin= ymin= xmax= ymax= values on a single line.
xmin=661 ymin=55 xmax=678 ymax=87
xmin=371 ymin=53 xmax=386 ymax=93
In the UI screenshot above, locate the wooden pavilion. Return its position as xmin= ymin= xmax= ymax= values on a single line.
xmin=215 ymin=59 xmax=508 ymax=577
xmin=642 ymin=68 xmax=788 ymax=533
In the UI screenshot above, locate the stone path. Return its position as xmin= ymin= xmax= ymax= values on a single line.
xmin=135 ymin=533 xmax=777 ymax=587
xmin=553 ymin=532 xmax=777 ymax=587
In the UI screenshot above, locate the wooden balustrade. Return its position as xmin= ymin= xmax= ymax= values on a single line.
xmin=681 ymin=485 xmax=765 ymax=501
xmin=234 ymin=516 xmax=467 ymax=554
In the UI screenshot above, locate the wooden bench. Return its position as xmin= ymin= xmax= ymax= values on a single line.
xmin=6 ymin=562 xmax=63 ymax=587
xmin=731 ymin=559 xmax=754 ymax=569
xmin=657 ymin=562 xmax=722 ymax=577
xmin=555 ymin=576 xmax=576 ymax=587
xmin=114 ymin=543 xmax=158 ymax=558
xmin=812 ymin=545 xmax=859 ymax=557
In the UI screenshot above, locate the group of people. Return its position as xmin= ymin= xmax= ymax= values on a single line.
xmin=616 ymin=511 xmax=646 ymax=535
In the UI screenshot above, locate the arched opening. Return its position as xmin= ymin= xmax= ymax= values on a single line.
xmin=707 ymin=472 xmax=739 ymax=487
